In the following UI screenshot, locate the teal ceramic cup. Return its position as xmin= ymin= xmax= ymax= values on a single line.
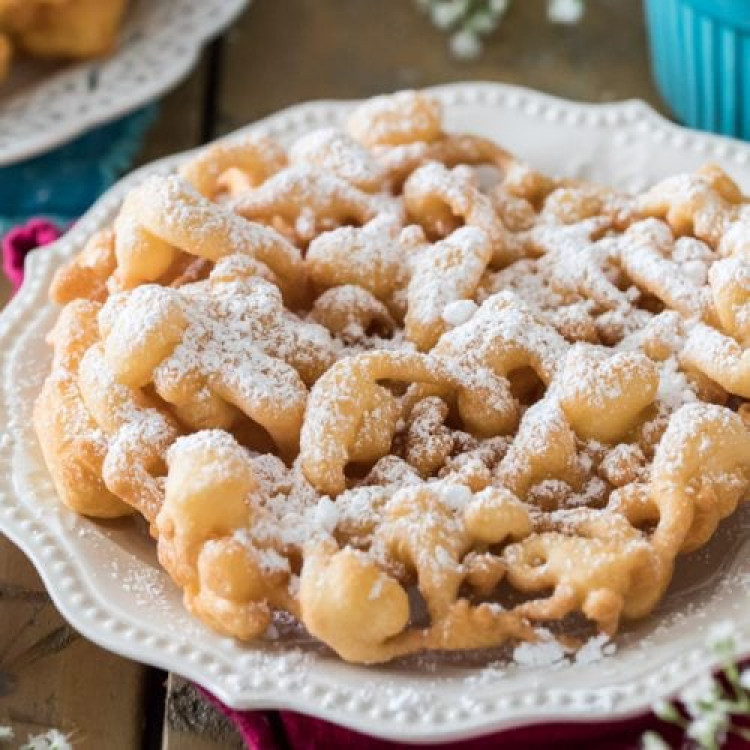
xmin=644 ymin=0 xmax=750 ymax=140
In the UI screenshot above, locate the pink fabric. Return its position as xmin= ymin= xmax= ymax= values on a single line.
xmin=2 ymin=218 xmax=61 ymax=292
xmin=6 ymin=218 xmax=745 ymax=750
xmin=200 ymin=688 xmax=691 ymax=750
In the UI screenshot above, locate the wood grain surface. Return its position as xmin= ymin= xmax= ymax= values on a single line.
xmin=1 ymin=1 xmax=664 ymax=747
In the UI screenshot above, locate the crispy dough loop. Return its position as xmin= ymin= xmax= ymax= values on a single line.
xmin=50 ymin=229 xmax=117 ymax=304
xmin=346 ymin=89 xmax=442 ymax=147
xmin=34 ymin=299 xmax=132 ymax=517
xmin=289 ymin=127 xmax=387 ymax=192
xmin=231 ymin=165 xmax=382 ymax=245
xmin=374 ymin=133 xmax=516 ymax=187
xmin=98 ymin=275 xmax=334 ymax=457
xmin=180 ymin=132 xmax=287 ymax=200
xmin=558 ymin=344 xmax=659 ymax=443
xmin=709 ymin=256 xmax=749 ymax=345
xmin=306 ymin=223 xmax=410 ymax=316
xmin=300 ymin=481 xmax=533 ymax=663
xmin=637 ymin=164 xmax=745 ymax=249
xmin=310 ymin=284 xmax=396 ymax=339
xmin=404 ymin=396 xmax=453 ymax=477
xmin=157 ymin=431 xmax=297 ymax=640
xmin=300 ymin=350 xmax=452 ymax=496
xmin=404 ymin=161 xmax=522 ymax=268
xmin=431 ymin=292 xmax=569 ymax=437
xmin=113 ymin=174 xmax=308 ymax=307
xmin=681 ymin=322 xmax=750 ymax=399
xmin=405 ymin=225 xmax=492 ymax=351
xmin=618 ymin=219 xmax=714 ymax=321
xmin=649 ymin=403 xmax=750 ymax=557
xmin=77 ymin=342 xmax=180 ymax=523
xmin=504 ymin=513 xmax=661 ymax=634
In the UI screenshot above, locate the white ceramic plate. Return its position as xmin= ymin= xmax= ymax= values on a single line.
xmin=0 ymin=83 xmax=748 ymax=744
xmin=0 ymin=0 xmax=248 ymax=167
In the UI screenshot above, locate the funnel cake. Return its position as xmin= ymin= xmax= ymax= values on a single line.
xmin=0 ymin=0 xmax=128 ymax=83
xmin=36 ymin=90 xmax=750 ymax=664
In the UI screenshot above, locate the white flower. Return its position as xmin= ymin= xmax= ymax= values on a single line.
xmin=641 ymin=731 xmax=671 ymax=750
xmin=706 ymin=620 xmax=737 ymax=653
xmin=685 ymin=710 xmax=729 ymax=748
xmin=0 ymin=727 xmax=13 ymax=743
xmin=20 ymin=730 xmax=73 ymax=750
xmin=652 ymin=698 xmax=681 ymax=723
xmin=449 ymin=29 xmax=482 ymax=60
xmin=679 ymin=674 xmax=720 ymax=716
xmin=740 ymin=667 xmax=750 ymax=691
xmin=488 ymin=0 xmax=510 ymax=15
xmin=547 ymin=0 xmax=584 ymax=25
xmin=465 ymin=11 xmax=498 ymax=34
xmin=430 ymin=0 xmax=468 ymax=29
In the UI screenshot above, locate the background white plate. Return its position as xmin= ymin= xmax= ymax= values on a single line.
xmin=0 ymin=83 xmax=748 ymax=744
xmin=0 ymin=0 xmax=248 ymax=167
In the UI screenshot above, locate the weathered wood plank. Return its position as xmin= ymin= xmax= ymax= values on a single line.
xmin=137 ymin=51 xmax=211 ymax=166
xmin=216 ymin=0 xmax=664 ymax=135
xmin=161 ymin=676 xmax=243 ymax=750
xmin=0 ymin=274 xmax=9 ymax=306
xmin=0 ymin=536 xmax=147 ymax=749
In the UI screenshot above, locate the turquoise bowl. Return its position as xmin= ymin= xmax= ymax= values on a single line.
xmin=644 ymin=0 xmax=750 ymax=140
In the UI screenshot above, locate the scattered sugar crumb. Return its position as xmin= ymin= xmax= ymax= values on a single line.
xmin=513 ymin=633 xmax=566 ymax=667
xmin=575 ymin=633 xmax=616 ymax=665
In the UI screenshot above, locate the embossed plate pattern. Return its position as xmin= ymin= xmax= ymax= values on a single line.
xmin=0 ymin=83 xmax=748 ymax=743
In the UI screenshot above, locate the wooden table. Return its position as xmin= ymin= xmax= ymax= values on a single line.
xmin=0 ymin=1 xmax=664 ymax=747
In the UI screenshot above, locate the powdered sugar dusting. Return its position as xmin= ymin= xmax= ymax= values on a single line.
xmin=35 ymin=90 xmax=750 ymax=675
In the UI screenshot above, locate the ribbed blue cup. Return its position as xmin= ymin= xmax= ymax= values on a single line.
xmin=644 ymin=0 xmax=750 ymax=140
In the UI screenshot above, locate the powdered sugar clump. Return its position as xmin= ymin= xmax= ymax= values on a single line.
xmin=513 ymin=633 xmax=566 ymax=667
xmin=442 ymin=299 xmax=478 ymax=326
xmin=575 ymin=633 xmax=617 ymax=665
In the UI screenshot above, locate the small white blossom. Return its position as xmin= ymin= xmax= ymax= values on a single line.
xmin=652 ymin=698 xmax=681 ymax=723
xmin=0 ymin=727 xmax=13 ymax=743
xmin=20 ymin=730 xmax=73 ymax=750
xmin=430 ymin=0 xmax=468 ymax=29
xmin=641 ymin=731 xmax=671 ymax=750
xmin=420 ymin=0 xmax=585 ymax=60
xmin=706 ymin=620 xmax=737 ymax=653
xmin=450 ymin=29 xmax=482 ymax=60
xmin=685 ymin=710 xmax=729 ymax=748
xmin=547 ymin=0 xmax=584 ymax=25
xmin=647 ymin=625 xmax=747 ymax=750
xmin=465 ymin=11 xmax=497 ymax=34
xmin=489 ymin=0 xmax=509 ymax=14
xmin=679 ymin=674 xmax=720 ymax=716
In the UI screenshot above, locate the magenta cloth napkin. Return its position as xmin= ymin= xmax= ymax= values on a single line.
xmin=198 ymin=685 xmax=689 ymax=750
xmin=6 ymin=218 xmax=740 ymax=750
xmin=2 ymin=218 xmax=62 ymax=292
